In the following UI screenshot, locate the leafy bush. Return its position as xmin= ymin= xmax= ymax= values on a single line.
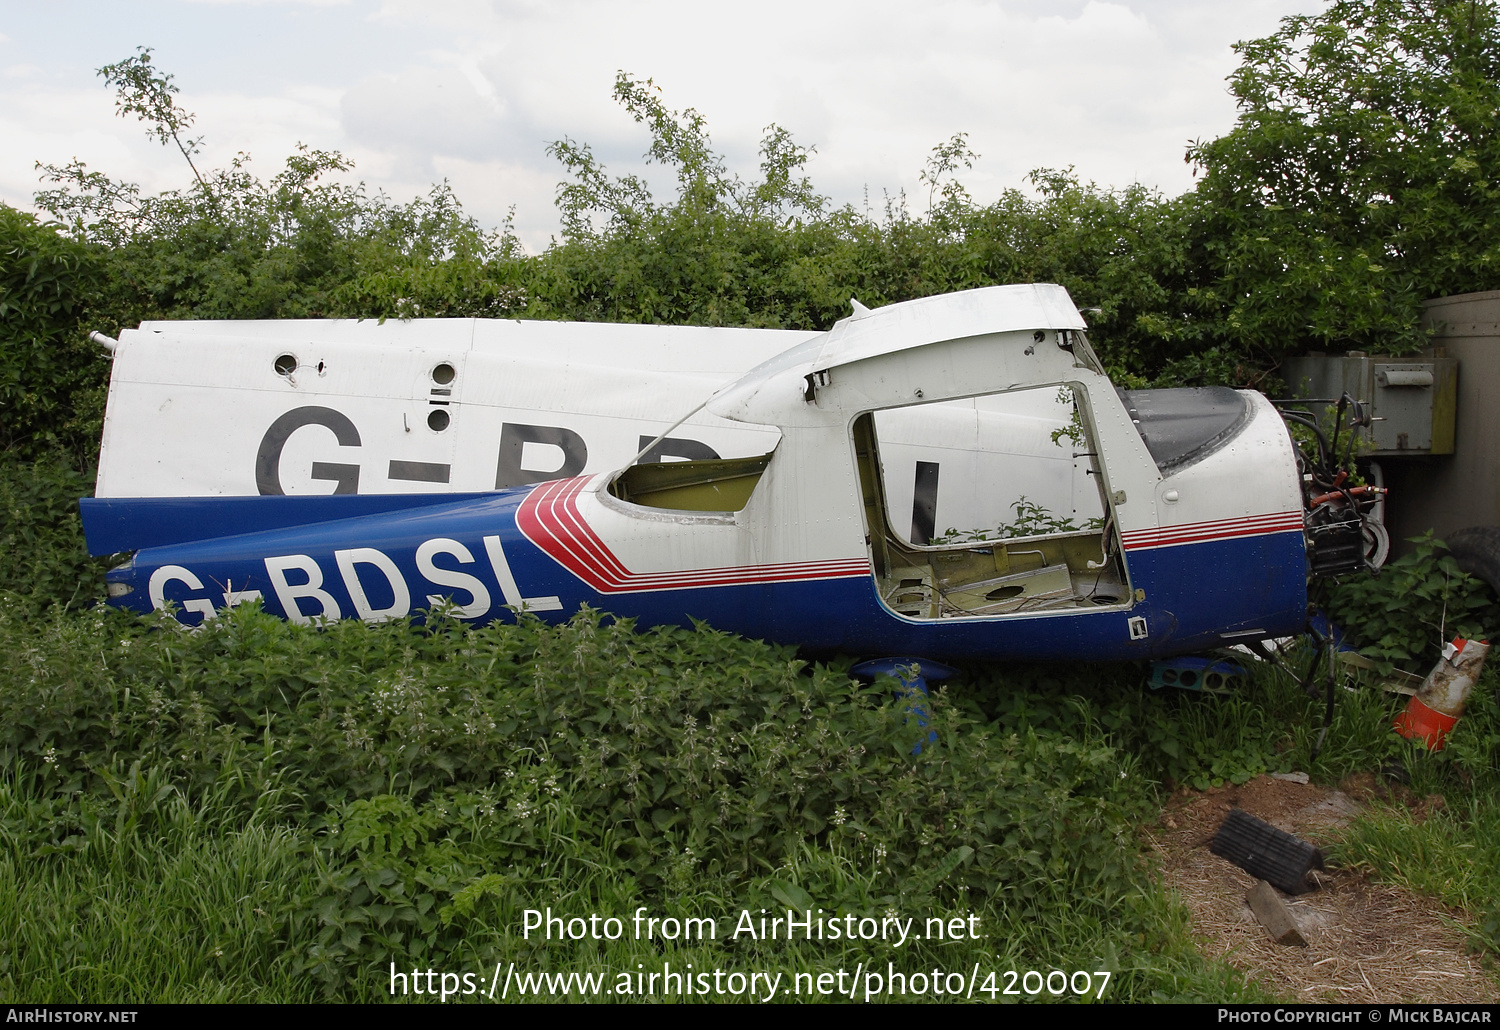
xmin=0 ymin=209 xmax=108 ymax=458
xmin=0 ymin=454 xmax=104 ymax=610
xmin=0 ymin=601 xmax=1177 ymax=995
xmin=1323 ymin=533 xmax=1500 ymax=674
xmin=1188 ymin=0 xmax=1500 ymax=358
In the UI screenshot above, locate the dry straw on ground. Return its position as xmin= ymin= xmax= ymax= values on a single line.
xmin=1151 ymin=774 xmax=1498 ymax=1004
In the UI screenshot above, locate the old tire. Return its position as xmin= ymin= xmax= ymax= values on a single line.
xmin=1445 ymin=525 xmax=1500 ymax=595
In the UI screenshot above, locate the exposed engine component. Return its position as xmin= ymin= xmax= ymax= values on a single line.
xmin=1276 ymin=393 xmax=1388 ymax=577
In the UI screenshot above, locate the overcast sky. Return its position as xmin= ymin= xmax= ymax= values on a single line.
xmin=0 ymin=0 xmax=1326 ymax=251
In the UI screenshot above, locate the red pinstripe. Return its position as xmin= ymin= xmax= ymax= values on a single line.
xmin=1121 ymin=511 xmax=1304 ymax=551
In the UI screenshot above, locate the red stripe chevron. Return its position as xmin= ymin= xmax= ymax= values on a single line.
xmin=517 ymin=476 xmax=869 ymax=593
xmin=1121 ymin=511 xmax=1304 ymax=551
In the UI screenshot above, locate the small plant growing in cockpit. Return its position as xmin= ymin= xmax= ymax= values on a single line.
xmin=931 ymin=497 xmax=1103 ymax=545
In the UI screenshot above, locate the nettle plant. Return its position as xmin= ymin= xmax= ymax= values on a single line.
xmin=1324 ymin=532 xmax=1500 ymax=674
xmin=0 ymin=600 xmax=1151 ymax=986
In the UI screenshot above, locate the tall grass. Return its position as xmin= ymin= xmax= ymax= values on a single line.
xmin=0 ymin=767 xmax=324 ymax=1002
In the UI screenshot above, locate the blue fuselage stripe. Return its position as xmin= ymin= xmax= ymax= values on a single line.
xmin=106 ymin=491 xmax=1308 ymax=661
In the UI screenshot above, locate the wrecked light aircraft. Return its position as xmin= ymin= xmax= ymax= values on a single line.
xmin=86 ymin=306 xmax=1097 ymax=548
xmin=83 ymin=284 xmax=1325 ymax=661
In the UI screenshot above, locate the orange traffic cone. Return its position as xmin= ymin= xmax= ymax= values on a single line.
xmin=1393 ymin=637 xmax=1490 ymax=751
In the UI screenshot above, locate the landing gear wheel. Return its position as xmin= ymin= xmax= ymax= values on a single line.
xmin=1444 ymin=526 xmax=1500 ymax=595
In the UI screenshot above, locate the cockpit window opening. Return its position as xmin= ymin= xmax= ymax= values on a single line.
xmin=852 ymin=382 xmax=1130 ymax=621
